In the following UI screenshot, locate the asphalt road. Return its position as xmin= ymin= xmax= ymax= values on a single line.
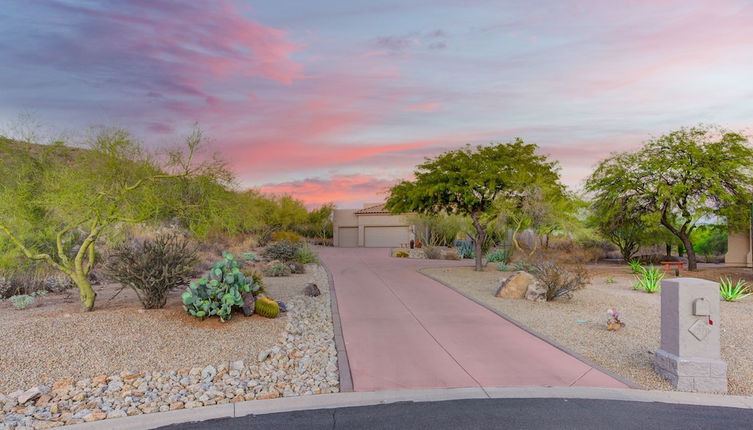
xmin=158 ymin=398 xmax=753 ymax=430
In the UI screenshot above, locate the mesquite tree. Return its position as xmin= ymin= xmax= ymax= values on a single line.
xmin=0 ymin=128 xmax=182 ymax=311
xmin=585 ymin=125 xmax=753 ymax=270
xmin=386 ymin=139 xmax=564 ymax=271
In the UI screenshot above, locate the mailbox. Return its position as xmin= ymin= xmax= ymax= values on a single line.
xmin=654 ymin=278 xmax=727 ymax=393
xmin=693 ymin=298 xmax=710 ymax=316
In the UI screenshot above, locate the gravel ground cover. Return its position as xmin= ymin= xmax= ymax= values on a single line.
xmin=421 ymin=264 xmax=753 ymax=395
xmin=0 ymin=264 xmax=338 ymax=429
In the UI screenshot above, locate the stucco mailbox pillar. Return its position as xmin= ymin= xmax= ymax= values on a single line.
xmin=654 ymin=278 xmax=727 ymax=393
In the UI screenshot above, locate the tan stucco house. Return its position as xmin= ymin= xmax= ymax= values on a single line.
xmin=333 ymin=203 xmax=413 ymax=247
xmin=726 ymin=230 xmax=752 ymax=267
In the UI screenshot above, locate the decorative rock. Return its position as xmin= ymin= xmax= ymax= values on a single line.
xmin=201 ymin=365 xmax=217 ymax=382
xmin=257 ymin=350 xmax=271 ymax=362
xmin=277 ymin=301 xmax=288 ymax=312
xmin=525 ymin=283 xmax=547 ymax=302
xmin=242 ymin=293 xmax=256 ymax=317
xmin=303 ymin=283 xmax=321 ymax=297
xmin=83 ymin=411 xmax=107 ymax=422
xmin=169 ymin=401 xmax=184 ymax=410
xmin=495 ymin=271 xmax=535 ymax=299
xmin=230 ymin=360 xmax=245 ymax=371
xmin=17 ymin=388 xmax=42 ymax=405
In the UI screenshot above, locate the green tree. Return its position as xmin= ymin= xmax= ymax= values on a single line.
xmin=386 ymin=139 xmax=563 ymax=271
xmin=586 ymin=125 xmax=753 ymax=270
xmin=0 ymin=128 xmax=190 ymax=311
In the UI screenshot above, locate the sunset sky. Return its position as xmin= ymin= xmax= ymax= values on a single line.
xmin=2 ymin=1 xmax=752 ymax=208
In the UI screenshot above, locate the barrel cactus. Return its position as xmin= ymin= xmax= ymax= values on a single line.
xmin=182 ymin=253 xmax=261 ymax=322
xmin=254 ymin=296 xmax=280 ymax=318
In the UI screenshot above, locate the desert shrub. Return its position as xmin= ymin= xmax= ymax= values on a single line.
xmin=288 ymin=261 xmax=306 ymax=274
xmin=272 ymin=230 xmax=302 ymax=243
xmin=181 ymin=253 xmax=261 ymax=321
xmin=294 ymin=244 xmax=318 ymax=264
xmin=485 ymin=248 xmax=510 ymax=263
xmin=242 ymin=252 xmax=258 ymax=262
xmin=497 ymin=262 xmax=509 ymax=271
xmin=262 ymin=241 xmax=302 ymax=262
xmin=265 ymin=262 xmax=291 ymax=277
xmin=423 ymin=246 xmax=442 ymax=260
xmin=0 ymin=263 xmax=75 ymax=298
xmin=633 ymin=265 xmax=664 ymax=293
xmin=8 ymin=291 xmax=46 ymax=309
xmin=105 ymin=233 xmax=198 ymax=309
xmin=455 ymin=240 xmax=475 ymax=259
xmin=395 ymin=250 xmax=409 ymax=258
xmin=719 ymin=278 xmax=751 ymax=302
xmin=692 ymin=225 xmax=728 ymax=262
xmin=512 ymin=261 xmax=532 ymax=272
xmin=531 ymin=261 xmax=589 ymax=301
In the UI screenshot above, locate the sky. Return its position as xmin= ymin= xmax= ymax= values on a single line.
xmin=1 ymin=0 xmax=752 ymax=208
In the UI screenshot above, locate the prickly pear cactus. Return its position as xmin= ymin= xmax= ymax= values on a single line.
xmin=182 ymin=253 xmax=261 ymax=322
xmin=254 ymin=296 xmax=280 ymax=318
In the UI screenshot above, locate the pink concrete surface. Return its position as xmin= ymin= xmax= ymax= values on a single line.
xmin=318 ymin=247 xmax=631 ymax=392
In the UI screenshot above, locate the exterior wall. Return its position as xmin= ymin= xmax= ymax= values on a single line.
xmin=356 ymin=214 xmax=411 ymax=247
xmin=725 ymin=230 xmax=752 ymax=268
xmin=333 ymin=209 xmax=359 ymax=247
xmin=332 ymin=209 xmax=413 ymax=247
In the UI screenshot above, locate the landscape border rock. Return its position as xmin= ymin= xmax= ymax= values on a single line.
xmin=0 ymin=267 xmax=339 ymax=430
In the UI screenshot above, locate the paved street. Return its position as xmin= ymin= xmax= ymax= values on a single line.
xmin=162 ymin=398 xmax=753 ymax=429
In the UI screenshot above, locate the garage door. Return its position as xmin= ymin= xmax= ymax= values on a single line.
xmin=338 ymin=227 xmax=358 ymax=247
xmin=364 ymin=226 xmax=411 ymax=248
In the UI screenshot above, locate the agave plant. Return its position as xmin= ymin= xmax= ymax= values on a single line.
xmin=628 ymin=259 xmax=643 ymax=274
xmin=719 ymin=277 xmax=752 ymax=302
xmin=633 ymin=265 xmax=664 ymax=293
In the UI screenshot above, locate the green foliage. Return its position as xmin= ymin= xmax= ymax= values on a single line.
xmin=181 ymin=253 xmax=260 ymax=322
xmin=242 ymin=268 xmax=265 ymax=296
xmin=586 ymin=125 xmax=753 ymax=270
xmin=294 ymin=244 xmax=318 ymax=264
xmin=497 ymin=262 xmax=509 ymax=271
xmin=719 ymin=278 xmax=751 ymax=302
xmin=513 ymin=261 xmax=532 ymax=272
xmin=455 ymin=240 xmax=475 ymax=259
xmin=8 ymin=291 xmax=46 ymax=309
xmin=628 ymin=259 xmax=643 ymax=274
xmin=272 ymin=231 xmax=302 ymax=243
xmin=633 ymin=265 xmax=664 ymax=293
xmin=242 ymin=252 xmax=258 ymax=262
xmin=254 ymin=296 xmax=280 ymax=318
xmin=407 ymin=214 xmax=467 ymax=247
xmin=387 ymin=139 xmax=565 ymax=271
xmin=691 ymin=225 xmax=728 ymax=262
xmin=262 ymin=241 xmax=302 ymax=262
xmin=395 ymin=250 xmax=409 ymax=258
xmin=605 ymin=278 xmax=616 ymax=284
xmin=265 ymin=262 xmax=291 ymax=277
xmin=104 ymin=233 xmax=198 ymax=309
xmin=485 ymin=248 xmax=510 ymax=263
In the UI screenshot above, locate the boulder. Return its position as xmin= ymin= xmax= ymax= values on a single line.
xmin=242 ymin=293 xmax=256 ymax=317
xmin=303 ymin=283 xmax=321 ymax=297
xmin=525 ymin=283 xmax=547 ymax=302
xmin=17 ymin=387 xmax=42 ymax=404
xmin=495 ymin=271 xmax=535 ymax=299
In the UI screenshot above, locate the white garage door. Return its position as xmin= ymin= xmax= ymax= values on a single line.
xmin=364 ymin=226 xmax=411 ymax=248
xmin=338 ymin=227 xmax=358 ymax=247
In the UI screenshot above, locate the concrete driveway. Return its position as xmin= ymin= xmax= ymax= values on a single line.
xmin=318 ymin=247 xmax=630 ymax=392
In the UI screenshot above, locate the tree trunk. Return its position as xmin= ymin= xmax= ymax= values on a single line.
xmin=680 ymin=235 xmax=697 ymax=270
xmin=470 ymin=213 xmax=486 ymax=272
xmin=73 ymin=272 xmax=96 ymax=311
xmin=665 ymin=244 xmax=671 ymax=258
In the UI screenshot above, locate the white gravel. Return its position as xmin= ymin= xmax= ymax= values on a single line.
xmin=0 ymin=264 xmax=338 ymax=429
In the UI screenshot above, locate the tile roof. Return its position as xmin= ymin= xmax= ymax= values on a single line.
xmin=354 ymin=203 xmax=390 ymax=215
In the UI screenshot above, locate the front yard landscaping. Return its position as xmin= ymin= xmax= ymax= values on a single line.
xmin=422 ymin=263 xmax=753 ymax=395
xmin=0 ymin=248 xmax=339 ymax=428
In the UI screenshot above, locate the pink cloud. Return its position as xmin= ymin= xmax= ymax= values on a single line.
xmin=258 ymin=174 xmax=398 ymax=208
xmin=406 ymin=102 xmax=440 ymax=112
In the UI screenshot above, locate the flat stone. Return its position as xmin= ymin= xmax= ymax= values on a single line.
xmin=82 ymin=411 xmax=107 ymax=422
xmin=17 ymin=388 xmax=42 ymax=405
